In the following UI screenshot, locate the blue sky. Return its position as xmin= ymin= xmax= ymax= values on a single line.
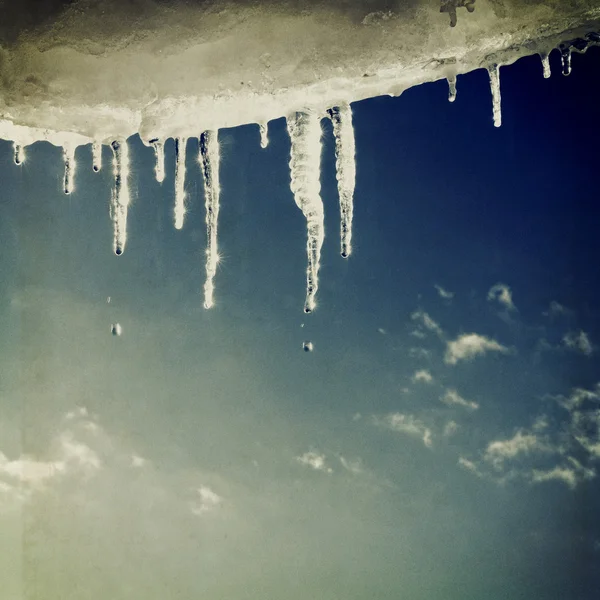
xmin=1 ymin=47 xmax=599 ymax=599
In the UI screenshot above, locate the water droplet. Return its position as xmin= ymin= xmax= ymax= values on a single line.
xmin=111 ymin=323 xmax=122 ymax=336
xmin=106 ymin=296 xmax=111 ymax=304
xmin=302 ymin=341 xmax=313 ymax=352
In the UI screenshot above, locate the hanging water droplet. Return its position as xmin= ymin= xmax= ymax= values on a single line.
xmin=302 ymin=340 xmax=314 ymax=352
xmin=111 ymin=323 xmax=122 ymax=336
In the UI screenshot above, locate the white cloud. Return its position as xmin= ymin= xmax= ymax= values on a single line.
xmin=296 ymin=451 xmax=333 ymax=473
xmin=563 ymin=330 xmax=594 ymax=356
xmin=434 ymin=285 xmax=454 ymax=300
xmin=487 ymin=283 xmax=516 ymax=311
xmin=441 ymin=389 xmax=479 ymax=411
xmin=444 ymin=333 xmax=510 ymax=365
xmin=411 ymin=310 xmax=444 ymax=338
xmin=378 ymin=413 xmax=433 ymax=448
xmin=191 ymin=485 xmax=223 ymax=516
xmin=412 ymin=369 xmax=433 ymax=384
xmin=484 ymin=431 xmax=551 ymax=470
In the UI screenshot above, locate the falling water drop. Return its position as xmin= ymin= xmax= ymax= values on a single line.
xmin=302 ymin=341 xmax=314 ymax=352
xmin=111 ymin=323 xmax=122 ymax=336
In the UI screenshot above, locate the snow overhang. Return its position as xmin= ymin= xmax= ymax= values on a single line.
xmin=0 ymin=0 xmax=599 ymax=147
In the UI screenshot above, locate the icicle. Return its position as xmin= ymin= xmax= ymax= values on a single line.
xmin=198 ymin=131 xmax=221 ymax=310
xmin=110 ymin=139 xmax=130 ymax=256
xmin=560 ymin=45 xmax=572 ymax=76
xmin=92 ymin=142 xmax=102 ymax=172
xmin=488 ymin=64 xmax=502 ymax=128
xmin=327 ymin=102 xmax=356 ymax=259
xmin=259 ymin=122 xmax=269 ymax=149
xmin=173 ymin=137 xmax=187 ymax=229
xmin=150 ymin=138 xmax=165 ymax=183
xmin=13 ymin=143 xmax=25 ymax=165
xmin=287 ymin=110 xmax=325 ymax=313
xmin=63 ymin=145 xmax=76 ymax=194
xmin=447 ymin=75 xmax=457 ymax=102
xmin=540 ymin=53 xmax=551 ymax=79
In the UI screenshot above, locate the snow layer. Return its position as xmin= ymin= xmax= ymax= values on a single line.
xmin=0 ymin=1 xmax=599 ymax=146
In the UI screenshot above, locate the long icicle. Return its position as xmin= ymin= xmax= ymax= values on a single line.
xmin=198 ymin=131 xmax=221 ymax=309
xmin=150 ymin=138 xmax=165 ymax=183
xmin=327 ymin=102 xmax=356 ymax=258
xmin=110 ymin=139 xmax=130 ymax=256
xmin=63 ymin=144 xmax=76 ymax=194
xmin=14 ymin=143 xmax=25 ymax=165
xmin=92 ymin=142 xmax=102 ymax=172
xmin=287 ymin=110 xmax=325 ymax=313
xmin=488 ymin=64 xmax=502 ymax=128
xmin=174 ymin=137 xmax=187 ymax=229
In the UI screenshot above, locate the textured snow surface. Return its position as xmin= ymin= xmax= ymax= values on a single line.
xmin=0 ymin=1 xmax=599 ymax=146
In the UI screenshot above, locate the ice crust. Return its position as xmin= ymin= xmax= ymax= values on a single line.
xmin=0 ymin=0 xmax=599 ymax=147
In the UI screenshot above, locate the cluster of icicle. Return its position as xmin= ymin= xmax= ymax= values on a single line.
xmin=10 ymin=103 xmax=356 ymax=313
xmin=9 ymin=31 xmax=598 ymax=312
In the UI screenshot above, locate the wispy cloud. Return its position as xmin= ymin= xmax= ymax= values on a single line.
xmin=543 ymin=301 xmax=572 ymax=318
xmin=458 ymin=456 xmax=483 ymax=478
xmin=377 ymin=413 xmax=433 ymax=448
xmin=296 ymin=451 xmax=333 ymax=474
xmin=409 ymin=347 xmax=431 ymax=360
xmin=483 ymin=431 xmax=552 ymax=470
xmin=339 ymin=456 xmax=363 ymax=475
xmin=444 ymin=333 xmax=510 ymax=365
xmin=441 ymin=389 xmax=479 ymax=411
xmin=531 ymin=457 xmax=595 ymax=490
xmin=412 ymin=369 xmax=433 ymax=384
xmin=563 ymin=330 xmax=594 ymax=356
xmin=434 ymin=285 xmax=454 ymax=300
xmin=411 ymin=310 xmax=444 ymax=338
xmin=487 ymin=283 xmax=516 ymax=311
